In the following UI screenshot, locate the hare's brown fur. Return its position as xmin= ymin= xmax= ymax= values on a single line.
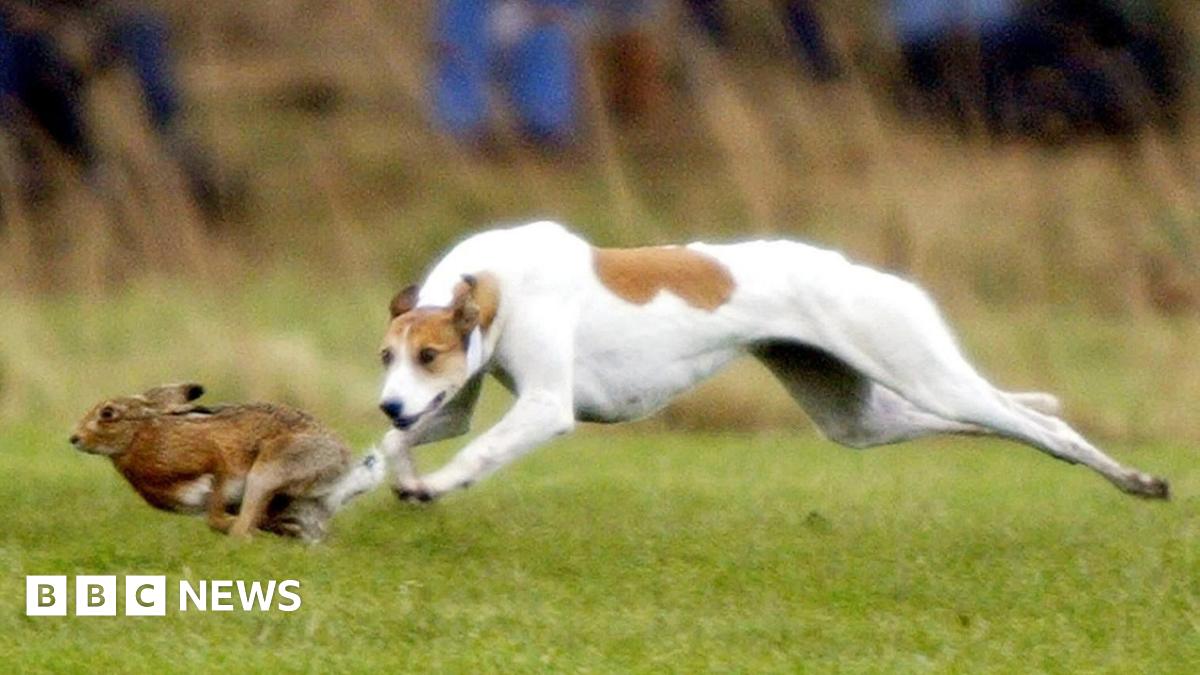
xmin=72 ymin=383 xmax=352 ymax=541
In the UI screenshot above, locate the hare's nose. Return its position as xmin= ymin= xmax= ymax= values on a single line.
xmin=69 ymin=434 xmax=80 ymax=446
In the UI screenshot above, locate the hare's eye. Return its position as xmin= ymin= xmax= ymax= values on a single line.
xmin=99 ymin=406 xmax=116 ymax=421
xmin=380 ymin=348 xmax=394 ymax=368
xmin=418 ymin=348 xmax=438 ymax=366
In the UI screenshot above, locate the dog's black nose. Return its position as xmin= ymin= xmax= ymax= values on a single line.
xmin=379 ymin=400 xmax=404 ymax=421
xmin=69 ymin=434 xmax=80 ymax=445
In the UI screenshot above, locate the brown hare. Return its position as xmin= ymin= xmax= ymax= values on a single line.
xmin=71 ymin=383 xmax=383 ymax=542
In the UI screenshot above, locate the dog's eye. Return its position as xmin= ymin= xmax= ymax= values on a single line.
xmin=418 ymin=347 xmax=438 ymax=366
xmin=380 ymin=348 xmax=394 ymax=368
xmin=99 ymin=406 xmax=116 ymax=421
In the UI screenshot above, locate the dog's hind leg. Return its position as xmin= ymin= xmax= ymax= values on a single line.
xmin=840 ymin=334 xmax=1169 ymax=499
xmin=951 ymin=394 xmax=1168 ymax=499
xmin=754 ymin=341 xmax=986 ymax=448
xmin=869 ymin=348 xmax=1168 ymax=498
xmin=755 ymin=340 xmax=1168 ymax=498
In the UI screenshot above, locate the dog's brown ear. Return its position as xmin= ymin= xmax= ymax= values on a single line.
xmin=451 ymin=273 xmax=499 ymax=335
xmin=452 ymin=276 xmax=480 ymax=335
xmin=143 ymin=382 xmax=205 ymax=407
xmin=389 ymin=285 xmax=419 ymax=319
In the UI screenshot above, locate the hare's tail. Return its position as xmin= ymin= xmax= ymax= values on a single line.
xmin=322 ymin=447 xmax=387 ymax=512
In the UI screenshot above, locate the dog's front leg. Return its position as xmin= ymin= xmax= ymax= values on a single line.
xmin=402 ymin=390 xmax=575 ymax=501
xmin=380 ymin=429 xmax=420 ymax=497
xmin=398 ymin=299 xmax=577 ymax=502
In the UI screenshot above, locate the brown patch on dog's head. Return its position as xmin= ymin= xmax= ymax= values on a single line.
xmin=380 ymin=273 xmax=500 ymax=372
xmin=396 ymin=307 xmax=468 ymax=375
xmin=592 ymin=246 xmax=734 ymax=311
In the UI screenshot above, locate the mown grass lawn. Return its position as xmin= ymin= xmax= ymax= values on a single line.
xmin=1 ymin=425 xmax=1195 ymax=673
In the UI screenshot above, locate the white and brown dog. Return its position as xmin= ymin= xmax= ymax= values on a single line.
xmin=376 ymin=221 xmax=1168 ymax=501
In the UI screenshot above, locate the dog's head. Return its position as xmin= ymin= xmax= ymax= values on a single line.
xmin=378 ymin=274 xmax=497 ymax=430
xmin=70 ymin=383 xmax=206 ymax=456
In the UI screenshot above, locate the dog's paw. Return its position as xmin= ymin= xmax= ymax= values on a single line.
xmin=393 ymin=479 xmax=437 ymax=504
xmin=1125 ymin=472 xmax=1170 ymax=500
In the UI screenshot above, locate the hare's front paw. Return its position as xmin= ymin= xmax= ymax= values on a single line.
xmin=207 ymin=513 xmax=236 ymax=534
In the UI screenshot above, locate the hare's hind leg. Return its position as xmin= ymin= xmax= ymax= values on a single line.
xmin=228 ymin=466 xmax=286 ymax=539
xmin=206 ymin=474 xmax=236 ymax=534
xmin=265 ymin=499 xmax=330 ymax=543
xmin=231 ymin=434 xmax=348 ymax=540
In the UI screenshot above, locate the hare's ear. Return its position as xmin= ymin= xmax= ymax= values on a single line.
xmin=143 ymin=383 xmax=205 ymax=407
xmin=389 ymin=285 xmax=419 ymax=319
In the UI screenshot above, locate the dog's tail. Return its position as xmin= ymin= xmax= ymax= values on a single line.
xmin=1006 ymin=391 xmax=1062 ymax=416
xmin=322 ymin=446 xmax=387 ymax=512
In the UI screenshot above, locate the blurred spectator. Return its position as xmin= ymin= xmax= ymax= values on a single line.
xmin=888 ymin=0 xmax=1185 ymax=138
xmin=682 ymin=0 xmax=726 ymax=48
xmin=0 ymin=1 xmax=224 ymax=216
xmin=1016 ymin=0 xmax=1185 ymax=133
xmin=780 ymin=0 xmax=841 ymax=81
xmin=889 ymin=0 xmax=1019 ymax=130
xmin=589 ymin=0 xmax=667 ymax=122
xmin=432 ymin=0 xmax=583 ymax=149
xmin=0 ymin=2 xmax=94 ymax=198
xmin=682 ymin=0 xmax=841 ymax=81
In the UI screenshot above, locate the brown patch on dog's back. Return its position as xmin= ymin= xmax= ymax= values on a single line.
xmin=592 ymin=246 xmax=734 ymax=311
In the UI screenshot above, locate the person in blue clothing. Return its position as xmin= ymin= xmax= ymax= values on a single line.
xmin=0 ymin=1 xmax=223 ymax=215
xmin=888 ymin=0 xmax=1021 ymax=131
xmin=431 ymin=0 xmax=583 ymax=149
xmin=887 ymin=0 xmax=1185 ymax=137
xmin=0 ymin=2 xmax=95 ymax=199
xmin=682 ymin=0 xmax=841 ymax=81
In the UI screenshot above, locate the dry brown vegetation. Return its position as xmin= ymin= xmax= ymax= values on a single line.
xmin=0 ymin=1 xmax=1197 ymax=442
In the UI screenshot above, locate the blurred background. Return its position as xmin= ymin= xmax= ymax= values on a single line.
xmin=0 ymin=0 xmax=1196 ymax=444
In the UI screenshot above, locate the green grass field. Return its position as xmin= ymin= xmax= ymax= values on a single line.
xmin=1 ymin=272 xmax=1196 ymax=672
xmin=2 ymin=424 xmax=1195 ymax=672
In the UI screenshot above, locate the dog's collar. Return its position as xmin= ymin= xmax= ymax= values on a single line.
xmin=465 ymin=327 xmax=484 ymax=374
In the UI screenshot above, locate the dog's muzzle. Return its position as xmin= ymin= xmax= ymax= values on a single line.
xmin=380 ymin=392 xmax=446 ymax=430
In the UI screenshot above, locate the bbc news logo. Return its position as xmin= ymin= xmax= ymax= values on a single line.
xmin=26 ymin=576 xmax=302 ymax=616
